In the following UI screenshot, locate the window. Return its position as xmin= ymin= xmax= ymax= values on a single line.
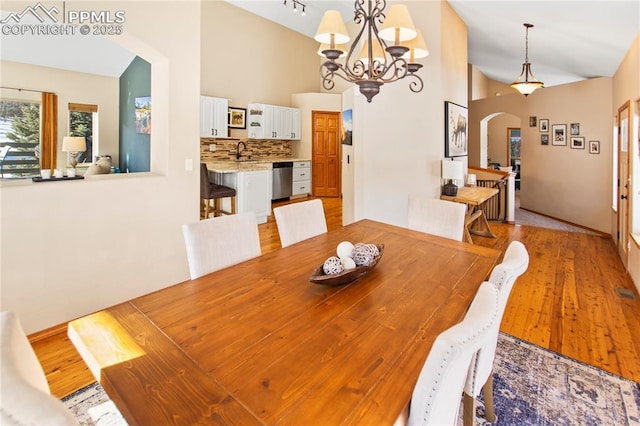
xmin=0 ymin=93 xmax=41 ymax=179
xmin=68 ymin=103 xmax=98 ymax=165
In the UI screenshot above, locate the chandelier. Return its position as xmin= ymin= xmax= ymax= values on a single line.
xmin=315 ymin=1 xmax=428 ymax=103
xmin=510 ymin=23 xmax=544 ymax=96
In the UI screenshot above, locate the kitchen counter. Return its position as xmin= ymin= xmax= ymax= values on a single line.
xmin=204 ymin=158 xmax=310 ymax=174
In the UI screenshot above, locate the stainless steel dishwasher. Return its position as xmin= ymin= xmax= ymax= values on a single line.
xmin=272 ymin=161 xmax=293 ymax=201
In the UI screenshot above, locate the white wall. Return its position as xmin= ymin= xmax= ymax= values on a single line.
xmin=0 ymin=1 xmax=201 ymax=333
xmin=347 ymin=1 xmax=468 ymax=227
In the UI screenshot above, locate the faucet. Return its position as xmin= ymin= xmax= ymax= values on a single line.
xmin=236 ymin=141 xmax=246 ymax=160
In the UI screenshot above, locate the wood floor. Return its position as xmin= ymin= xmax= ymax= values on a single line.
xmin=30 ymin=196 xmax=640 ymax=400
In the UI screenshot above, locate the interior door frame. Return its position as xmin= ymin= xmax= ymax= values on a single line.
xmin=616 ymin=100 xmax=631 ymax=267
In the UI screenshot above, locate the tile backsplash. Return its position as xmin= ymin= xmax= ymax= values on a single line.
xmin=200 ymin=138 xmax=293 ymax=162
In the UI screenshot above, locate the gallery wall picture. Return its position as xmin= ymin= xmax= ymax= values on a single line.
xmin=541 ymin=134 xmax=549 ymax=145
xmin=589 ymin=140 xmax=600 ymax=154
xmin=570 ymin=123 xmax=580 ymax=135
xmin=539 ymin=119 xmax=549 ymax=133
xmin=552 ymin=124 xmax=567 ymax=146
xmin=445 ymin=101 xmax=468 ymax=157
xmin=571 ymin=136 xmax=585 ymax=149
xmin=135 ymin=96 xmax=151 ymax=134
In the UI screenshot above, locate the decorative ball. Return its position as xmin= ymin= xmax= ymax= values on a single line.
xmin=341 ymin=257 xmax=357 ymax=270
xmin=323 ymin=256 xmax=344 ymax=275
xmin=336 ymin=241 xmax=355 ymax=259
xmin=367 ymin=243 xmax=380 ymax=257
xmin=353 ymin=243 xmax=375 ymax=266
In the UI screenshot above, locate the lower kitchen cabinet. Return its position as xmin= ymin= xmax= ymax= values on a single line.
xmin=215 ymin=169 xmax=273 ymax=224
xmin=292 ymin=161 xmax=311 ymax=197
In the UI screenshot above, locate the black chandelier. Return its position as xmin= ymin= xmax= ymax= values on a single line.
xmin=315 ymin=0 xmax=428 ymax=103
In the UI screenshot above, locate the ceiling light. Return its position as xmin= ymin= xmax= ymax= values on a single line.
xmin=315 ymin=1 xmax=426 ymax=103
xmin=510 ymin=23 xmax=544 ymax=96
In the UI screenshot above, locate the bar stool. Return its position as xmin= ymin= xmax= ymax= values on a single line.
xmin=201 ymin=163 xmax=236 ymax=219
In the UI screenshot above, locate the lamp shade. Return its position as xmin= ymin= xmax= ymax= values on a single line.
xmin=402 ymin=30 xmax=429 ymax=61
xmin=378 ymin=4 xmax=417 ymax=44
xmin=442 ymin=159 xmax=464 ymax=181
xmin=62 ymin=136 xmax=86 ymax=153
xmin=359 ymin=38 xmax=386 ymax=63
xmin=314 ymin=10 xmax=350 ymax=45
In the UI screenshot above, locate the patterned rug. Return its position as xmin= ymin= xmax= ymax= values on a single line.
xmin=63 ymin=333 xmax=640 ymax=425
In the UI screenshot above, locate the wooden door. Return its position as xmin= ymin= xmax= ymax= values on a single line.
xmin=312 ymin=111 xmax=340 ymax=197
xmin=617 ymin=101 xmax=631 ymax=267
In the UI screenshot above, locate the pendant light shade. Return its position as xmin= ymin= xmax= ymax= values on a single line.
xmin=510 ymin=23 xmax=544 ymax=96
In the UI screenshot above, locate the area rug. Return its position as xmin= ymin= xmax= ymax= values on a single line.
xmin=63 ymin=333 xmax=640 ymax=425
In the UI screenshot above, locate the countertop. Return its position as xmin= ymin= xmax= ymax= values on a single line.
xmin=204 ymin=158 xmax=310 ymax=174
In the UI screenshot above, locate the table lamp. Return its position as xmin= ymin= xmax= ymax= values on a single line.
xmin=442 ymin=159 xmax=463 ymax=196
xmin=62 ymin=136 xmax=87 ymax=169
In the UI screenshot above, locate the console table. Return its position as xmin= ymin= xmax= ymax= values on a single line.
xmin=441 ymin=186 xmax=499 ymax=243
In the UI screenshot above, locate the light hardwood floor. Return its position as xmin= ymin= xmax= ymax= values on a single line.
xmin=30 ymin=196 xmax=640 ymax=399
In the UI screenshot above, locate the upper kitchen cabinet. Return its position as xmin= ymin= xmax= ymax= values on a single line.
xmin=247 ymin=103 xmax=300 ymax=140
xmin=200 ymin=96 xmax=228 ymax=138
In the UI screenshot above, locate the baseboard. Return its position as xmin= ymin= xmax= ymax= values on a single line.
xmin=28 ymin=322 xmax=67 ymax=344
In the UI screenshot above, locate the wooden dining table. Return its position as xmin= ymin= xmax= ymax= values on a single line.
xmin=68 ymin=219 xmax=501 ymax=425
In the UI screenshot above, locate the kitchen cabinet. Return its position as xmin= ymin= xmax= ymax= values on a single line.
xmin=200 ymin=96 xmax=228 ymax=138
xmin=215 ymin=169 xmax=272 ymax=224
xmin=247 ymin=103 xmax=300 ymax=140
xmin=292 ymin=161 xmax=311 ymax=197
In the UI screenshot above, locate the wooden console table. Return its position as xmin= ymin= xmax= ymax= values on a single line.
xmin=441 ymin=186 xmax=499 ymax=243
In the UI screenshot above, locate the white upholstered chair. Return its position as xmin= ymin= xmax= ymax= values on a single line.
xmin=183 ymin=212 xmax=261 ymax=279
xmin=407 ymin=281 xmax=500 ymax=426
xmin=462 ymin=241 xmax=530 ymax=425
xmin=407 ymin=195 xmax=467 ymax=242
xmin=0 ymin=311 xmax=78 ymax=425
xmin=273 ymin=199 xmax=328 ymax=248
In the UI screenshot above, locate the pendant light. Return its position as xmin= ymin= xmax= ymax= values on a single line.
xmin=510 ymin=23 xmax=544 ymax=96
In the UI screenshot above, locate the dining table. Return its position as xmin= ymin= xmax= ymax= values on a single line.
xmin=68 ymin=219 xmax=501 ymax=425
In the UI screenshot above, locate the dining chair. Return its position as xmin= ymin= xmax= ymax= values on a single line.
xmin=407 ymin=195 xmax=467 ymax=241
xmin=273 ymin=199 xmax=328 ymax=248
xmin=0 ymin=311 xmax=79 ymax=425
xmin=183 ymin=211 xmax=261 ymax=279
xmin=462 ymin=241 xmax=530 ymax=425
xmin=201 ymin=163 xmax=236 ymax=219
xmin=407 ymin=281 xmax=500 ymax=426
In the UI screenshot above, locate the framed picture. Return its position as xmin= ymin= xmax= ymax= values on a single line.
xmin=529 ymin=116 xmax=537 ymax=127
xmin=444 ymin=101 xmax=468 ymax=157
xmin=571 ymin=136 xmax=585 ymax=149
xmin=570 ymin=123 xmax=580 ymax=135
xmin=541 ymin=134 xmax=549 ymax=145
xmin=228 ymin=107 xmax=246 ymax=129
xmin=552 ymin=124 xmax=567 ymax=146
xmin=589 ymin=140 xmax=600 ymax=154
xmin=134 ymin=96 xmax=151 ymax=134
xmin=342 ymin=109 xmax=352 ymax=145
xmin=539 ymin=119 xmax=549 ymax=133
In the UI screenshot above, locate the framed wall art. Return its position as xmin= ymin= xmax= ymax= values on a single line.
xmin=552 ymin=124 xmax=567 ymax=146
xmin=135 ymin=96 xmax=151 ymax=134
xmin=444 ymin=101 xmax=468 ymax=157
xmin=539 ymin=119 xmax=549 ymax=133
xmin=541 ymin=134 xmax=549 ymax=145
xmin=228 ymin=107 xmax=246 ymax=129
xmin=570 ymin=123 xmax=580 ymax=135
xmin=529 ymin=116 xmax=537 ymax=127
xmin=571 ymin=136 xmax=585 ymax=149
xmin=589 ymin=140 xmax=600 ymax=154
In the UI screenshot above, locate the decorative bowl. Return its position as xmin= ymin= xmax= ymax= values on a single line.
xmin=309 ymin=244 xmax=384 ymax=286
